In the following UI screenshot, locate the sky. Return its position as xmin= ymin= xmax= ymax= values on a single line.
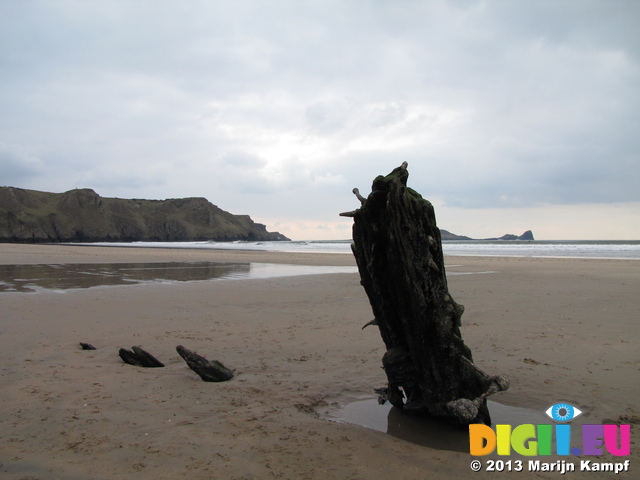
xmin=1 ymin=0 xmax=639 ymax=241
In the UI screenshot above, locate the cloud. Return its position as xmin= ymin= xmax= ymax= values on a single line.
xmin=0 ymin=143 xmax=46 ymax=185
xmin=1 ymin=0 xmax=639 ymax=239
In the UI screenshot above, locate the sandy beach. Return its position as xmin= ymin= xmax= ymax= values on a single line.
xmin=1 ymin=244 xmax=638 ymax=479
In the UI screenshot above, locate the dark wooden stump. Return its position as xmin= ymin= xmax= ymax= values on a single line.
xmin=118 ymin=346 xmax=165 ymax=368
xmin=340 ymin=163 xmax=508 ymax=426
xmin=176 ymin=345 xmax=234 ymax=382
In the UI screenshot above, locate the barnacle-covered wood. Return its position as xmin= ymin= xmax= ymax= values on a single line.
xmin=348 ymin=163 xmax=508 ymax=426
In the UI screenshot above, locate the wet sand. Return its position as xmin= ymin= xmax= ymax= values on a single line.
xmin=0 ymin=244 xmax=638 ymax=479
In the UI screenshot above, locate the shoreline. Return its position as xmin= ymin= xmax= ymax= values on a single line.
xmin=1 ymin=243 xmax=638 ymax=479
xmin=1 ymin=242 xmax=639 ymax=265
xmin=0 ymin=243 xmax=357 ymax=266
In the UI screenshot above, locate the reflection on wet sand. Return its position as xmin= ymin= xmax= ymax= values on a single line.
xmin=0 ymin=262 xmax=357 ymax=293
xmin=325 ymin=397 xmax=549 ymax=452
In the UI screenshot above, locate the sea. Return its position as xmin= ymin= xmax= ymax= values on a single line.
xmin=3 ymin=239 xmax=635 ymax=292
xmin=86 ymin=239 xmax=640 ymax=260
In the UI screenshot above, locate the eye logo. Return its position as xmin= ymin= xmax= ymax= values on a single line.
xmin=545 ymin=403 xmax=583 ymax=422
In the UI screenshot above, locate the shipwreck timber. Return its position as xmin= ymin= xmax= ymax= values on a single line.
xmin=341 ymin=163 xmax=508 ymax=426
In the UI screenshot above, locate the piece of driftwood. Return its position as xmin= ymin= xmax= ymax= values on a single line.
xmin=342 ymin=163 xmax=508 ymax=427
xmin=80 ymin=342 xmax=96 ymax=350
xmin=176 ymin=345 xmax=234 ymax=382
xmin=118 ymin=348 xmax=141 ymax=366
xmin=118 ymin=346 xmax=165 ymax=368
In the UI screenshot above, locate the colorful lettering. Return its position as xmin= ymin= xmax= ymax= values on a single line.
xmin=511 ymin=424 xmax=537 ymax=456
xmin=468 ymin=423 xmax=631 ymax=457
xmin=555 ymin=424 xmax=571 ymax=455
xmin=604 ymin=424 xmax=630 ymax=456
xmin=469 ymin=424 xmax=495 ymax=456
xmin=536 ymin=424 xmax=552 ymax=455
xmin=496 ymin=424 xmax=511 ymax=455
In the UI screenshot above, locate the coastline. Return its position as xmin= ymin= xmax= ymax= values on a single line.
xmin=1 ymin=243 xmax=638 ymax=479
xmin=4 ymin=238 xmax=640 ymax=262
xmin=0 ymin=243 xmax=357 ymax=266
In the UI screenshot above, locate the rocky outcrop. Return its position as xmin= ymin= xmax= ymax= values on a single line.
xmin=516 ymin=230 xmax=534 ymax=241
xmin=442 ymin=229 xmax=535 ymax=241
xmin=489 ymin=230 xmax=535 ymax=241
xmin=0 ymin=187 xmax=289 ymax=243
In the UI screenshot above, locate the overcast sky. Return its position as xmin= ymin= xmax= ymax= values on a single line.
xmin=1 ymin=0 xmax=639 ymax=240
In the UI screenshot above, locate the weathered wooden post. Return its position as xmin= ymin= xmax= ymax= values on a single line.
xmin=340 ymin=163 xmax=508 ymax=426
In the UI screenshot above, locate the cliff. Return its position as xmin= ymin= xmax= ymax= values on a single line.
xmin=0 ymin=187 xmax=289 ymax=243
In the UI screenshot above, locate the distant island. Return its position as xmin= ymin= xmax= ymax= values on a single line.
xmin=0 ymin=187 xmax=289 ymax=243
xmin=441 ymin=229 xmax=534 ymax=241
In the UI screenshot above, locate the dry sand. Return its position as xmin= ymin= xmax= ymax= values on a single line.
xmin=0 ymin=244 xmax=638 ymax=479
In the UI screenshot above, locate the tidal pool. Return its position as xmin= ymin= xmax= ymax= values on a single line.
xmin=321 ymin=396 xmax=549 ymax=452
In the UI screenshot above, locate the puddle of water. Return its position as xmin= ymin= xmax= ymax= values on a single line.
xmin=0 ymin=261 xmax=491 ymax=293
xmin=323 ymin=397 xmax=549 ymax=452
xmin=0 ymin=262 xmax=357 ymax=293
